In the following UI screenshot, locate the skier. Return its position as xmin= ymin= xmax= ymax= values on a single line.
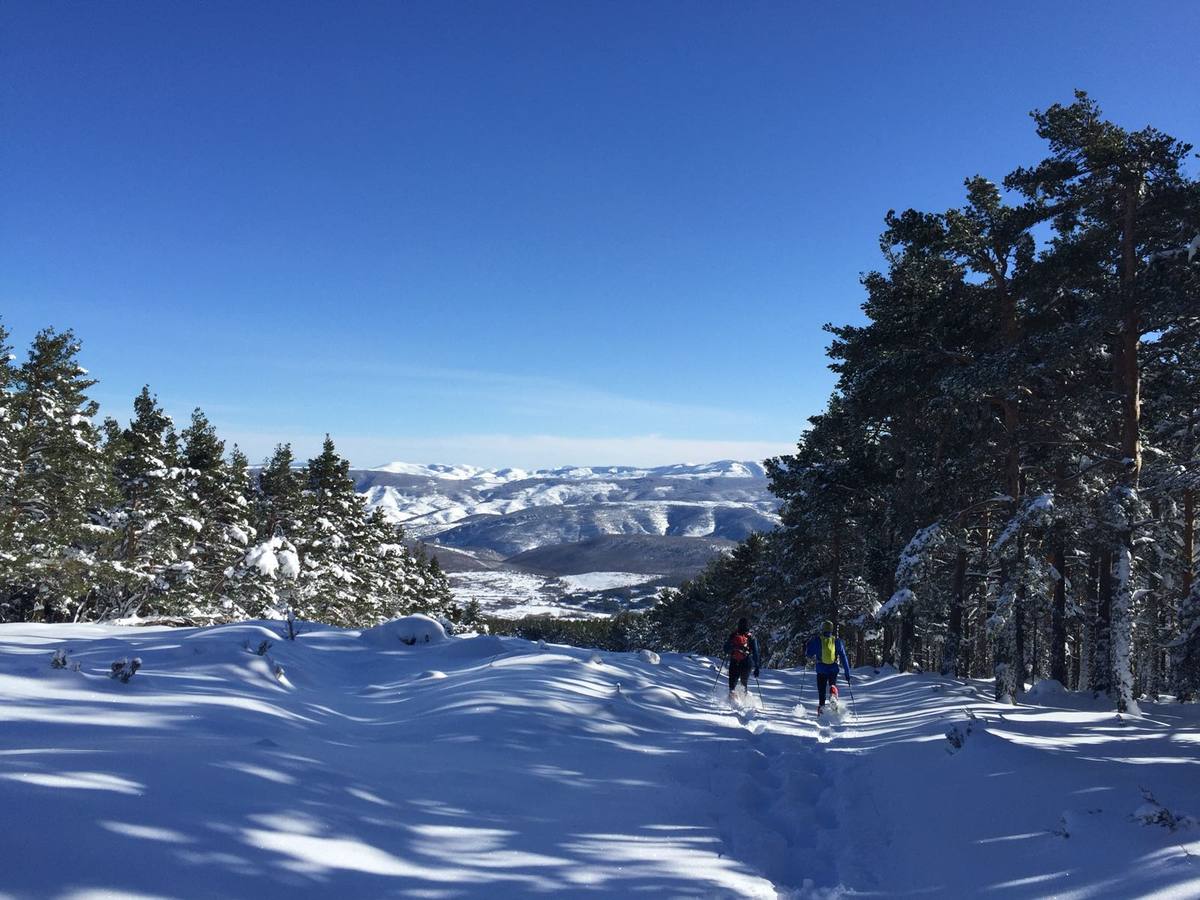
xmin=724 ymin=617 xmax=760 ymax=701
xmin=805 ymin=620 xmax=852 ymax=716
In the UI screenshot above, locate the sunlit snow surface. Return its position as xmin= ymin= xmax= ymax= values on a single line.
xmin=1 ymin=622 xmax=1198 ymax=899
xmin=449 ymin=570 xmax=663 ymax=619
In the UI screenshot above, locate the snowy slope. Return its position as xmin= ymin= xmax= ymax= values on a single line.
xmin=2 ymin=622 xmax=1197 ymax=899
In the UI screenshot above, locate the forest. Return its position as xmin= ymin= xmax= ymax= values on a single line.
xmin=0 ymin=326 xmax=455 ymax=627
xmin=650 ymin=93 xmax=1200 ymax=710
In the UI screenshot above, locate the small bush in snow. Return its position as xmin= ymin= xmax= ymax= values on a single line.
xmin=110 ymin=657 xmax=141 ymax=683
xmin=1134 ymin=787 xmax=1196 ymax=831
xmin=1053 ymin=814 xmax=1071 ymax=839
xmin=255 ymin=639 xmax=273 ymax=656
xmin=945 ymin=712 xmax=976 ymax=754
xmin=50 ymin=649 xmax=69 ymax=669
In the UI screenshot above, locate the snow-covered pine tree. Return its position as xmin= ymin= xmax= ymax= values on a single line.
xmin=225 ymin=444 xmax=306 ymax=618
xmin=104 ymin=386 xmax=191 ymax=620
xmin=293 ymin=435 xmax=365 ymax=626
xmin=0 ymin=324 xmax=17 ymax=529
xmin=1006 ymin=91 xmax=1196 ymax=712
xmin=175 ymin=410 xmax=256 ymax=621
xmin=0 ymin=329 xmax=112 ymax=622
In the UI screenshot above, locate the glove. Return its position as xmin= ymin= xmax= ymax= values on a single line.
xmin=753 ymin=668 xmax=760 ymax=678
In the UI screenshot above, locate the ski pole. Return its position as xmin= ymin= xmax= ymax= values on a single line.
xmin=753 ymin=672 xmax=764 ymax=710
xmin=711 ymin=658 xmax=725 ymax=694
xmin=846 ymin=677 xmax=858 ymax=718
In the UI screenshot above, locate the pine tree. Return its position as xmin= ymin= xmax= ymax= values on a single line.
xmin=0 ymin=329 xmax=111 ymax=621
xmin=294 ymin=435 xmax=366 ymax=626
xmin=106 ymin=387 xmax=190 ymax=619
xmin=175 ymin=411 xmax=256 ymax=620
xmin=227 ymin=444 xmax=306 ymax=618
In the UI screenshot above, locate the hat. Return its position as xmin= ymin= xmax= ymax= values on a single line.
xmin=821 ymin=620 xmax=834 ymax=633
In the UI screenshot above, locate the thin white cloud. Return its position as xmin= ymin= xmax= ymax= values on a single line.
xmin=274 ymin=360 xmax=763 ymax=428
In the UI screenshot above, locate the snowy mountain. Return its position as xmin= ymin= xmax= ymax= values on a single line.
xmin=352 ymin=460 xmax=778 ymax=618
xmin=354 ymin=459 xmax=776 ymax=549
xmin=5 ymin=620 xmax=1197 ymax=898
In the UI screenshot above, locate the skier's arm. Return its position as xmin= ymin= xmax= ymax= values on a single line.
xmin=838 ymin=641 xmax=852 ymax=682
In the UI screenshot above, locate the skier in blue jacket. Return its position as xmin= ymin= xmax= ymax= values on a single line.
xmin=805 ymin=620 xmax=852 ymax=715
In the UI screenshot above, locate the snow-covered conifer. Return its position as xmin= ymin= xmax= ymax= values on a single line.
xmin=0 ymin=329 xmax=111 ymax=621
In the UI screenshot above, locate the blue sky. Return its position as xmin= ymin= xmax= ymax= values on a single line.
xmin=3 ymin=1 xmax=1197 ymax=469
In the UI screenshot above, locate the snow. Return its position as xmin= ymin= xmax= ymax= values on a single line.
xmin=449 ymin=570 xmax=664 ymax=619
xmin=557 ymin=571 xmax=661 ymax=592
xmin=360 ymin=613 xmax=447 ymax=647
xmin=370 ymin=462 xmax=531 ymax=483
xmin=277 ymin=547 xmax=300 ymax=580
xmin=245 ymin=541 xmax=280 ymax=578
xmin=2 ymin=623 xmax=1198 ymax=898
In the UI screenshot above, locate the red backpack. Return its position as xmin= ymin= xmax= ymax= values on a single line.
xmin=730 ymin=632 xmax=751 ymax=662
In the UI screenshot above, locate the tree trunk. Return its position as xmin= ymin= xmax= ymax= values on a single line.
xmin=1095 ymin=548 xmax=1114 ymax=698
xmin=1078 ymin=550 xmax=1098 ymax=693
xmin=899 ymin=606 xmax=915 ymax=673
xmin=1051 ymin=545 xmax=1068 ymax=685
xmin=1184 ymin=489 xmax=1195 ymax=605
xmin=942 ymin=545 xmax=968 ymax=677
xmin=973 ymin=511 xmax=992 ymax=678
xmin=1108 ymin=182 xmax=1143 ymax=714
xmin=1014 ymin=531 xmax=1027 ymax=698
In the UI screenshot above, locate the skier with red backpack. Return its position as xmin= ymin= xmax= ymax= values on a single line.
xmin=805 ymin=620 xmax=853 ymax=716
xmin=724 ymin=617 xmax=760 ymax=701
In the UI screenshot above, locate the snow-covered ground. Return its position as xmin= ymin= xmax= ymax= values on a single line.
xmin=556 ymin=572 xmax=659 ymax=592
xmin=448 ymin=570 xmax=662 ymax=619
xmin=2 ymin=621 xmax=1198 ymax=898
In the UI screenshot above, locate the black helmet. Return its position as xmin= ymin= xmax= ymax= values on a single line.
xmin=737 ymin=617 xmax=749 ymax=632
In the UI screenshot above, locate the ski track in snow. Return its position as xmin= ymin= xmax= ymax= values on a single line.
xmin=1 ymin=623 xmax=1199 ymax=899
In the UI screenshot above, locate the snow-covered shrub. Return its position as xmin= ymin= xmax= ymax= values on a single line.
xmin=110 ymin=657 xmax=141 ymax=683
xmin=1133 ymin=787 xmax=1196 ymax=831
xmin=255 ymin=639 xmax=272 ymax=656
xmin=638 ymin=649 xmax=661 ymax=665
xmin=361 ymin=613 xmax=448 ymax=648
xmin=50 ymin=649 xmax=69 ymax=669
xmin=945 ymin=711 xmax=976 ymax=754
xmin=1025 ymin=679 xmax=1068 ymax=703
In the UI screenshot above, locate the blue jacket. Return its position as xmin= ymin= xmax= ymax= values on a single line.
xmin=725 ymin=631 xmax=760 ymax=670
xmin=806 ymin=633 xmax=851 ymax=680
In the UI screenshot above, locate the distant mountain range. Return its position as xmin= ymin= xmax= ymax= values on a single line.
xmin=349 ymin=460 xmax=778 ymax=617
xmin=352 ymin=459 xmax=778 ymax=564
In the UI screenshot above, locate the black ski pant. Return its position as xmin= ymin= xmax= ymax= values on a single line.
xmin=729 ymin=657 xmax=751 ymax=692
xmin=817 ymin=671 xmax=838 ymax=706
